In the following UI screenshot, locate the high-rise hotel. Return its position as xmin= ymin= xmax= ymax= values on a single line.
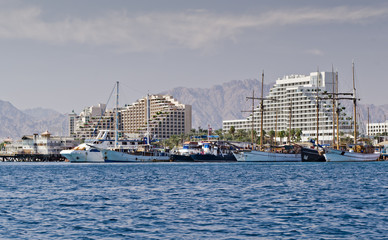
xmin=222 ymin=71 xmax=352 ymax=144
xmin=69 ymin=95 xmax=192 ymax=140
xmin=121 ymin=94 xmax=192 ymax=139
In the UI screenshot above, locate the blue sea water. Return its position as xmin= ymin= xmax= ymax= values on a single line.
xmin=0 ymin=162 xmax=387 ymax=239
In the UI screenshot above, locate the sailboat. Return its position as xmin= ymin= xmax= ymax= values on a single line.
xmin=101 ymin=84 xmax=170 ymax=162
xmin=233 ymin=71 xmax=302 ymax=162
xmin=324 ymin=62 xmax=380 ymax=162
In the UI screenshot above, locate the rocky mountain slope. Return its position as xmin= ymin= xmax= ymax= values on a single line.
xmin=160 ymin=79 xmax=273 ymax=130
xmin=0 ymin=100 xmax=67 ymax=139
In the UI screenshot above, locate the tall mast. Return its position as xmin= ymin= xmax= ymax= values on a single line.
xmin=316 ymin=68 xmax=320 ymax=145
xmin=146 ymin=93 xmax=150 ymax=145
xmin=352 ymin=61 xmax=357 ymax=145
xmin=336 ymin=72 xmax=340 ymax=150
xmin=367 ymin=107 xmax=370 ymax=136
xmin=332 ymin=65 xmax=336 ymax=147
xmin=251 ymin=90 xmax=255 ymax=149
xmin=275 ymin=109 xmax=278 ymax=146
xmin=288 ymin=98 xmax=292 ymax=145
xmin=260 ymin=71 xmax=264 ymax=150
xmin=115 ymin=81 xmax=119 ymax=148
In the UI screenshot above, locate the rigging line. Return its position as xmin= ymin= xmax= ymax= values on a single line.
xmin=120 ymin=81 xmax=147 ymax=95
xmin=92 ymin=83 xmax=116 ymax=135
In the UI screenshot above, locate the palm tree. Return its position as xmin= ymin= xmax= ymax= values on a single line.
xmin=278 ymin=130 xmax=285 ymax=144
xmin=229 ymin=126 xmax=235 ymax=140
xmin=269 ymin=130 xmax=275 ymax=145
xmin=295 ymin=129 xmax=303 ymax=142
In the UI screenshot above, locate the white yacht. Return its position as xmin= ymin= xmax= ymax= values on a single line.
xmin=60 ymin=130 xmax=143 ymax=163
xmin=60 ymin=130 xmax=110 ymax=163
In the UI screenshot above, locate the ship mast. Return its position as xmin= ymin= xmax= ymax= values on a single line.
xmin=288 ymin=98 xmax=292 ymax=145
xmin=367 ymin=107 xmax=370 ymax=136
xmin=244 ymin=70 xmax=272 ymax=150
xmin=260 ymin=71 xmax=264 ymax=150
xmin=242 ymin=90 xmax=256 ymax=150
xmin=352 ymin=61 xmax=357 ymax=145
xmin=275 ymin=109 xmax=278 ymax=146
xmin=316 ymin=68 xmax=320 ymax=146
xmin=332 ymin=65 xmax=336 ymax=147
xmin=115 ymin=81 xmax=119 ymax=148
xmin=146 ymin=93 xmax=150 ymax=146
xmin=336 ymin=72 xmax=340 ymax=150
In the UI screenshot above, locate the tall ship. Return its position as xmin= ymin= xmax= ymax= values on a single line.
xmin=323 ymin=62 xmax=380 ymax=162
xmin=232 ymin=71 xmax=302 ymax=162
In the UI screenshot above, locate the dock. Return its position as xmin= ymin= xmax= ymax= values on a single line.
xmin=0 ymin=153 xmax=66 ymax=162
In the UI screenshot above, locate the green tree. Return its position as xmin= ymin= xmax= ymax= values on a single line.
xmin=295 ymin=129 xmax=303 ymax=142
xmin=278 ymin=130 xmax=285 ymax=145
xmin=269 ymin=130 xmax=275 ymax=145
xmin=229 ymin=126 xmax=236 ymax=140
xmin=168 ymin=135 xmax=181 ymax=149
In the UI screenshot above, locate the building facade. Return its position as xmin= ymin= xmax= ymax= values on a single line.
xmin=367 ymin=120 xmax=388 ymax=136
xmin=5 ymin=131 xmax=79 ymax=155
xmin=121 ymin=94 xmax=192 ymax=139
xmin=69 ymin=104 xmax=121 ymax=140
xmin=223 ymin=71 xmax=352 ymax=144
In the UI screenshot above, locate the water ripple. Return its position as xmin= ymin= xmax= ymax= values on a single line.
xmin=0 ymin=162 xmax=387 ymax=239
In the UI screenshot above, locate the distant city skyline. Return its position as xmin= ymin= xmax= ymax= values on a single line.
xmin=0 ymin=0 xmax=387 ymax=113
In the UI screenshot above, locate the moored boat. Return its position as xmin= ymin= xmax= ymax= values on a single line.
xmin=101 ymin=147 xmax=170 ymax=162
xmin=190 ymin=141 xmax=236 ymax=162
xmin=301 ymin=147 xmax=326 ymax=162
xmin=324 ymin=148 xmax=380 ymax=162
xmin=233 ymin=145 xmax=301 ymax=162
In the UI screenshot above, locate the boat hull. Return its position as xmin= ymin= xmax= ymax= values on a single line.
xmin=171 ymin=154 xmax=194 ymax=162
xmin=233 ymin=150 xmax=301 ymax=162
xmin=190 ymin=153 xmax=236 ymax=162
xmin=60 ymin=149 xmax=104 ymax=163
xmin=324 ymin=149 xmax=380 ymax=162
xmin=102 ymin=149 xmax=170 ymax=162
xmin=301 ymin=148 xmax=326 ymax=162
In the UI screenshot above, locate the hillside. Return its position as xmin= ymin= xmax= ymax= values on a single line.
xmin=160 ymin=79 xmax=273 ymax=129
xmin=0 ymin=100 xmax=68 ymax=139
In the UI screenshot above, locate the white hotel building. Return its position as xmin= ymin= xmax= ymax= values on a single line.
xmin=121 ymin=94 xmax=192 ymax=140
xmin=367 ymin=120 xmax=388 ymax=136
xmin=223 ymin=71 xmax=352 ymax=144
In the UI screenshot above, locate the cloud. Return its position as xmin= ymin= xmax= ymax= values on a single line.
xmin=0 ymin=6 xmax=387 ymax=52
xmin=306 ymin=49 xmax=324 ymax=56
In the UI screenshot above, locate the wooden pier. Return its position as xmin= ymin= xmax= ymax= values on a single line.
xmin=0 ymin=153 xmax=66 ymax=162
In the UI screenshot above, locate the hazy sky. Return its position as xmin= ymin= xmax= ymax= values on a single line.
xmin=0 ymin=0 xmax=387 ymax=113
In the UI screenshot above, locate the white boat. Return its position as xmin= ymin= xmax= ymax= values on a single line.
xmin=233 ymin=149 xmax=301 ymax=162
xmin=60 ymin=130 xmax=144 ymax=163
xmin=101 ymin=147 xmax=170 ymax=162
xmin=324 ymin=148 xmax=380 ymax=162
xmin=60 ymin=130 xmax=111 ymax=163
xmin=103 ymin=83 xmax=171 ymax=163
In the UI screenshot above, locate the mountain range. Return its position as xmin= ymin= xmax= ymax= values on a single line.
xmin=1 ymin=79 xmax=387 ymax=139
xmin=0 ymin=100 xmax=67 ymax=140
